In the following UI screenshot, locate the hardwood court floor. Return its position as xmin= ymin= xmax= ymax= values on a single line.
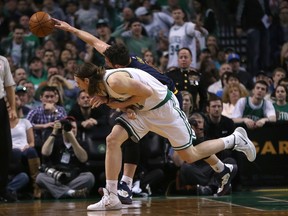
xmin=1 ymin=189 xmax=288 ymax=216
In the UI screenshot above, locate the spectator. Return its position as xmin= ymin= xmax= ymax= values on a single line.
xmin=36 ymin=117 xmax=95 ymax=199
xmin=85 ymin=19 xmax=118 ymax=66
xmin=205 ymin=95 xmax=236 ymax=159
xmin=280 ymin=42 xmax=288 ymax=71
xmin=0 ymin=24 xmax=35 ymax=71
xmin=27 ymin=57 xmax=48 ymax=90
xmin=167 ymin=6 xmax=208 ymax=69
xmin=270 ymin=67 xmax=287 ymax=94
xmin=255 ymin=71 xmax=273 ymax=101
xmin=15 ymin=86 xmax=30 ymax=118
xmin=236 ymin=0 xmax=271 ymax=76
xmin=158 ymin=51 xmax=169 ymax=73
xmin=68 ymin=90 xmax=111 ymax=142
xmin=116 ymin=18 xmax=158 ymax=58
xmin=63 ymin=0 xmax=79 ymax=42
xmin=58 ymin=49 xmax=73 ymax=68
xmin=75 ymin=0 xmax=99 ymax=36
xmin=7 ymin=97 xmax=41 ymax=198
xmin=166 ymin=47 xmax=204 ymax=111
xmin=18 ymin=14 xmax=40 ymax=49
xmin=232 ymin=80 xmax=276 ymax=129
xmin=228 ymin=53 xmax=254 ymax=90
xmin=191 ymin=0 xmax=218 ymax=35
xmin=181 ymin=91 xmax=193 ymax=117
xmin=273 ymin=84 xmax=288 ymax=121
xmin=134 ymin=6 xmax=173 ymax=49
xmin=205 ymin=35 xmax=220 ymax=69
xmin=42 ymin=49 xmax=57 ymax=72
xmin=278 ymin=77 xmax=288 ymax=90
xmin=111 ymin=7 xmax=135 ymax=38
xmin=208 ymin=63 xmax=233 ymax=96
xmin=222 ymin=83 xmax=249 ymax=119
xmin=13 ymin=67 xmax=27 ymax=84
xmin=26 ymin=86 xmax=67 ymax=151
xmin=23 ymin=81 xmax=41 ymax=109
xmin=270 ymin=6 xmax=288 ymax=68
xmin=143 ymin=49 xmax=156 ymax=66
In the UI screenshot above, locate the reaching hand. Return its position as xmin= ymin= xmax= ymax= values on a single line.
xmin=52 ymin=18 xmax=72 ymax=32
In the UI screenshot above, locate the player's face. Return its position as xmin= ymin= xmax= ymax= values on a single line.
xmin=74 ymin=76 xmax=89 ymax=93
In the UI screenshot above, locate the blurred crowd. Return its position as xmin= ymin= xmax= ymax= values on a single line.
xmin=1 ymin=0 xmax=288 ymax=201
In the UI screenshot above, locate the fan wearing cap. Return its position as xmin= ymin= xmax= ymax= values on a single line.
xmin=15 ymin=85 xmax=30 ymax=118
xmin=227 ymin=53 xmax=254 ymax=90
xmin=134 ymin=6 xmax=173 ymax=42
xmin=85 ymin=19 xmax=118 ymax=66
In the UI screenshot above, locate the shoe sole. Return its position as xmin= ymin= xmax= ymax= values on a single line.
xmin=235 ymin=127 xmax=256 ymax=162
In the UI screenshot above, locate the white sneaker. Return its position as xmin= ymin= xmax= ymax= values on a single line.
xmin=233 ymin=127 xmax=256 ymax=162
xmin=87 ymin=188 xmax=122 ymax=211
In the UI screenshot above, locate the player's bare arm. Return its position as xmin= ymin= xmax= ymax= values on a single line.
xmin=107 ymin=72 xmax=153 ymax=110
xmin=52 ymin=18 xmax=109 ymax=55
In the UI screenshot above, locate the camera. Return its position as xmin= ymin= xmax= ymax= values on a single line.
xmin=39 ymin=164 xmax=69 ymax=184
xmin=60 ymin=119 xmax=72 ymax=132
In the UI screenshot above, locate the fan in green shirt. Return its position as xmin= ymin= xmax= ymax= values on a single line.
xmin=273 ymin=84 xmax=288 ymax=121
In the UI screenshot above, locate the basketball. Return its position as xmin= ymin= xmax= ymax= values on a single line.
xmin=29 ymin=11 xmax=55 ymax=37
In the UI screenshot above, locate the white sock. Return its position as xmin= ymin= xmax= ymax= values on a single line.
xmin=220 ymin=134 xmax=235 ymax=149
xmin=121 ymin=175 xmax=133 ymax=189
xmin=211 ymin=160 xmax=225 ymax=173
xmin=106 ymin=180 xmax=118 ymax=195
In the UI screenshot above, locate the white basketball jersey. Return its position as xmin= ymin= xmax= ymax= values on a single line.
xmin=167 ymin=22 xmax=197 ymax=69
xmin=103 ymin=68 xmax=168 ymax=111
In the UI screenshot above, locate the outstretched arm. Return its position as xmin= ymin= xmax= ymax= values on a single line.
xmin=52 ymin=18 xmax=110 ymax=55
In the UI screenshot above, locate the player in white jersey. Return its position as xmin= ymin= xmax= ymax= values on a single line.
xmin=167 ymin=6 xmax=208 ymax=69
xmin=73 ymin=62 xmax=256 ymax=211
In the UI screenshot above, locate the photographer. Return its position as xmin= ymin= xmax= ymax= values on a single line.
xmin=36 ymin=116 xmax=95 ymax=199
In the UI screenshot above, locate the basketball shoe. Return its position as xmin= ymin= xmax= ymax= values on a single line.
xmin=215 ymin=164 xmax=238 ymax=196
xmin=117 ymin=181 xmax=133 ymax=204
xmin=87 ymin=188 xmax=122 ymax=211
xmin=232 ymin=127 xmax=256 ymax=162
